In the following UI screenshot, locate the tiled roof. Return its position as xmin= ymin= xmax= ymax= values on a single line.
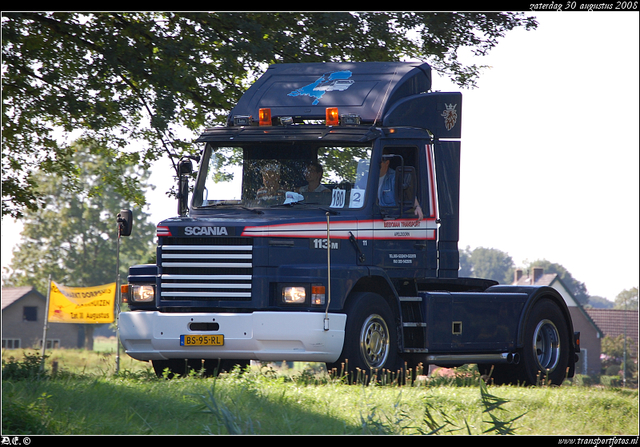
xmin=1 ymin=286 xmax=43 ymax=310
xmin=586 ymin=308 xmax=639 ymax=355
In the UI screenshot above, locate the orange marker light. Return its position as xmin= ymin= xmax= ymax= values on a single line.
xmin=120 ymin=284 xmax=129 ymax=302
xmin=326 ymin=107 xmax=339 ymax=126
xmin=311 ymin=285 xmax=326 ymax=305
xmin=259 ymin=108 xmax=272 ymax=126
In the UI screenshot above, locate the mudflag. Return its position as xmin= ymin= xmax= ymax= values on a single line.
xmin=47 ymin=281 xmax=116 ymax=324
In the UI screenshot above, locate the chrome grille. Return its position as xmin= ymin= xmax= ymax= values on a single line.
xmin=159 ymin=238 xmax=253 ymax=301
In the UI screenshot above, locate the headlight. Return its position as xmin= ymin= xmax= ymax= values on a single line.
xmin=130 ymin=285 xmax=155 ymax=303
xmin=280 ymin=284 xmax=326 ymax=305
xmin=282 ymin=286 xmax=306 ymax=304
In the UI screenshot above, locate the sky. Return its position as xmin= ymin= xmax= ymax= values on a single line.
xmin=449 ymin=12 xmax=639 ymax=300
xmin=2 ymin=12 xmax=638 ymax=301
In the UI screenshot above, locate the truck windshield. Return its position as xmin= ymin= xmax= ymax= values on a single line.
xmin=192 ymin=144 xmax=373 ymax=211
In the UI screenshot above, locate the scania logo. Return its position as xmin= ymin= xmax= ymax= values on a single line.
xmin=184 ymin=226 xmax=229 ymax=236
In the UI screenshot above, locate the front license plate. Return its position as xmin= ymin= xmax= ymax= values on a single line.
xmin=180 ymin=334 xmax=224 ymax=346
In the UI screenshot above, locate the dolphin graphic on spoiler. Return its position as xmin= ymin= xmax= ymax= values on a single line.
xmin=288 ymin=70 xmax=353 ymax=105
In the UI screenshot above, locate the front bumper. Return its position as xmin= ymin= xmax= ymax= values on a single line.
xmin=118 ymin=311 xmax=346 ymax=363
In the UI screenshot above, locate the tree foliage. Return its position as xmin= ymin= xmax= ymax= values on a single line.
xmin=1 ymin=140 xmax=156 ymax=294
xmin=601 ymin=334 xmax=637 ymax=379
xmin=614 ymin=287 xmax=638 ymax=310
xmin=2 ymin=12 xmax=538 ymax=218
xmin=459 ymin=246 xmax=515 ymax=284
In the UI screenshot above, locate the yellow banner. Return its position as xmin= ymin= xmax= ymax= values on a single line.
xmin=48 ymin=281 xmax=116 ymax=324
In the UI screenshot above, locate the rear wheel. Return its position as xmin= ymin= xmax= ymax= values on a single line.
xmin=477 ymin=363 xmax=518 ymax=385
xmin=479 ymin=298 xmax=570 ymax=386
xmin=327 ymin=292 xmax=400 ymax=381
xmin=518 ymin=298 xmax=570 ymax=385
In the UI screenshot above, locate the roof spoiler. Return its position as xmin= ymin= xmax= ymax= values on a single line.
xmin=225 ymin=61 xmax=460 ymax=138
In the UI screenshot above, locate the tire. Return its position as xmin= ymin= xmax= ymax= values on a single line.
xmin=152 ymin=359 xmax=200 ymax=378
xmin=519 ymin=298 xmax=570 ymax=385
xmin=328 ymin=292 xmax=400 ymax=380
xmin=479 ymin=298 xmax=570 ymax=386
xmin=203 ymin=359 xmax=250 ymax=376
xmin=477 ymin=363 xmax=518 ymax=386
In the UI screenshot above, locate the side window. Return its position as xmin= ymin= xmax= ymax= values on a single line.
xmin=379 ymin=146 xmax=423 ymax=219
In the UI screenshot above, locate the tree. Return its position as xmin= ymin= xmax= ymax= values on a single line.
xmin=601 ymin=334 xmax=637 ymax=380
xmin=2 ymin=12 xmax=538 ymax=218
xmin=614 ymin=287 xmax=638 ymax=310
xmin=586 ymin=295 xmax=615 ymax=309
xmin=459 ymin=246 xmax=515 ymax=284
xmin=2 ymin=140 xmax=156 ymax=348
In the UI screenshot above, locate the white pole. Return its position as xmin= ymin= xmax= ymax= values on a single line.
xmin=324 ymin=212 xmax=331 ymax=331
xmin=40 ymin=275 xmax=52 ymax=371
xmin=115 ymin=221 xmax=122 ymax=374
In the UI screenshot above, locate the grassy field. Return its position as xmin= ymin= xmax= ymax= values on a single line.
xmin=2 ymin=341 xmax=639 ymax=436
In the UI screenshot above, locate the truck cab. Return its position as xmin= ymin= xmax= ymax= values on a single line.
xmin=119 ymin=62 xmax=579 ymax=384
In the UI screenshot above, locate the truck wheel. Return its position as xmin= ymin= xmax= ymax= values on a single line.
xmin=152 ymin=359 xmax=201 ymax=378
xmin=329 ymin=292 xmax=399 ymax=381
xmin=520 ymin=298 xmax=570 ymax=385
xmin=203 ymin=359 xmax=250 ymax=376
xmin=477 ymin=363 xmax=512 ymax=385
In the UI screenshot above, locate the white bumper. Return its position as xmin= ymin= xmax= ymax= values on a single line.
xmin=118 ymin=311 xmax=346 ymax=363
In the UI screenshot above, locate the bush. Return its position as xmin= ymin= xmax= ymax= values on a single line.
xmin=1 ymin=395 xmax=53 ymax=434
xmin=2 ymin=351 xmax=48 ymax=381
xmin=605 ymin=364 xmax=621 ymax=376
xmin=600 ymin=375 xmax=622 ymax=388
xmin=572 ymin=374 xmax=594 ymax=387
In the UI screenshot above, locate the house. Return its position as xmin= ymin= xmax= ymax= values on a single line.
xmin=585 ymin=308 xmax=638 ymax=358
xmin=513 ymin=268 xmax=603 ymax=376
xmin=2 ymin=286 xmax=81 ymax=349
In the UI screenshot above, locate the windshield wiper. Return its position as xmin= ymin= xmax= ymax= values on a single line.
xmin=320 ymin=207 xmax=339 ymax=215
xmin=241 ymin=206 xmax=264 ymax=214
xmin=273 ymin=202 xmax=339 ymax=215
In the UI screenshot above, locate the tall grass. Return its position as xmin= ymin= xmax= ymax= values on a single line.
xmin=2 ymin=350 xmax=638 ymax=436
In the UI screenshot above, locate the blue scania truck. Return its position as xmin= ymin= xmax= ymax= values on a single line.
xmin=118 ymin=62 xmax=580 ymax=384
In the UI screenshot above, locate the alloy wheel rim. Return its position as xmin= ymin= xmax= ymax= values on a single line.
xmin=360 ymin=314 xmax=390 ymax=369
xmin=533 ymin=319 xmax=560 ymax=372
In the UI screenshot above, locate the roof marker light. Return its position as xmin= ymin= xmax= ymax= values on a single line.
xmin=326 ymin=107 xmax=339 ymax=126
xmin=259 ymin=108 xmax=271 ymax=126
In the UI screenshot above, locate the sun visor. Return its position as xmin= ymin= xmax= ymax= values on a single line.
xmin=227 ymin=62 xmax=432 ymax=125
xmin=383 ymin=92 xmax=462 ymax=139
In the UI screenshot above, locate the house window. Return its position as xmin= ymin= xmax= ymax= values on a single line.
xmin=39 ymin=339 xmax=60 ymax=349
xmin=23 ymin=306 xmax=38 ymax=322
xmin=2 ymin=339 xmax=21 ymax=349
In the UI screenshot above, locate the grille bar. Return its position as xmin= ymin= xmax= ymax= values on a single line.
xmin=162 ymin=291 xmax=252 ymax=298
xmin=162 ymin=253 xmax=252 ymax=259
xmin=162 ymin=282 xmax=251 ymax=289
xmin=162 ymin=262 xmax=253 ymax=268
xmin=162 ymin=245 xmax=253 ymax=251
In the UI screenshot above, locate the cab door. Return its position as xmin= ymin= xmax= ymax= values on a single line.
xmin=372 ymin=143 xmax=437 ymax=277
